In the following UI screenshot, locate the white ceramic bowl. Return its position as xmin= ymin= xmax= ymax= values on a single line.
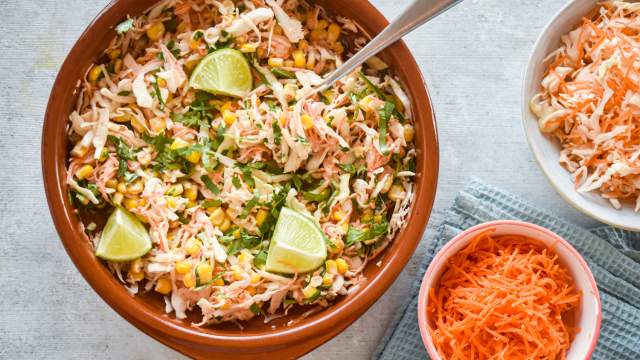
xmin=418 ymin=221 xmax=601 ymax=360
xmin=522 ymin=0 xmax=640 ymax=231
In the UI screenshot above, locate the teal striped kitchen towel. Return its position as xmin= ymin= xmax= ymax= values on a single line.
xmin=374 ymin=179 xmax=640 ymax=359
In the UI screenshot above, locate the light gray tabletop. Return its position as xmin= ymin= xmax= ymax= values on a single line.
xmin=0 ymin=0 xmax=597 ymax=359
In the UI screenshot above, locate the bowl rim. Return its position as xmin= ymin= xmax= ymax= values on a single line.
xmin=41 ymin=0 xmax=440 ymax=355
xmin=417 ymin=220 xmax=602 ymax=360
xmin=520 ymin=0 xmax=640 ymax=231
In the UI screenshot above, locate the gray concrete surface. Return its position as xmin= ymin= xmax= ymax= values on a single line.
xmin=0 ymin=0 xmax=597 ymax=359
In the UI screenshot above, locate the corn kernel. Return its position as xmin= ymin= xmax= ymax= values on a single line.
xmin=220 ymin=102 xmax=234 ymax=113
xmin=380 ymin=175 xmax=393 ymax=194
xmin=298 ymin=39 xmax=309 ymax=50
xmin=130 ymin=117 xmax=146 ymax=133
xmin=255 ymin=209 xmax=269 ymax=227
xmin=170 ymin=138 xmax=189 ymax=150
xmin=182 ymin=272 xmax=195 ymax=288
xmin=336 ymin=258 xmax=348 ymax=274
xmin=123 ymin=197 xmax=140 ymax=210
xmin=305 ymin=54 xmax=316 ymax=70
xmin=108 ymin=49 xmax=121 ymax=60
xmin=316 ymin=19 xmax=329 ymax=29
xmin=189 ymin=38 xmax=201 ymax=50
xmin=116 ymin=182 xmax=127 ymax=194
xmin=403 ymin=124 xmax=415 ymax=143
xmin=184 ymin=59 xmax=199 ymax=73
xmin=148 ymin=116 xmax=166 ymax=133
xmin=130 ymin=258 xmax=144 ymax=272
xmin=184 ymin=186 xmax=197 ymax=202
xmin=302 ymin=285 xmax=318 ymax=298
xmin=185 ymin=150 xmax=201 ymax=164
xmin=112 ymin=113 xmax=132 ymax=123
xmin=146 ymin=22 xmax=165 ymax=41
xmin=388 ymin=184 xmax=406 ymax=202
xmin=71 ymin=144 xmax=89 ymax=158
xmin=240 ymin=43 xmax=257 ymax=53
xmin=233 ymin=229 xmax=241 ymax=239
xmin=292 ymin=49 xmax=306 ymax=68
xmin=127 ymin=180 xmax=143 ymax=195
xmin=310 ymin=29 xmax=327 ymax=41
xmin=361 ymin=210 xmax=373 ymax=223
xmin=186 ymin=240 xmax=202 ymax=256
xmin=223 ymin=111 xmax=237 ymax=126
xmin=332 ymin=209 xmax=345 ymax=222
xmin=177 ymin=21 xmax=187 ymax=33
xmin=106 ymin=179 xmax=118 ymax=189
xmin=112 ymin=192 xmax=124 ymax=206
xmin=209 ymin=207 xmax=225 ymax=226
xmin=374 ymin=214 xmax=383 ymax=224
xmin=301 ymin=114 xmax=313 ymax=130
xmin=155 ymin=277 xmax=172 ymax=295
xmin=231 ymin=265 xmax=244 ymax=281
xmin=166 ymin=184 xmax=184 ymax=196
xmin=219 ymin=217 xmax=232 ymax=232
xmin=327 ymin=23 xmax=341 ymax=42
xmin=156 ymin=78 xmax=167 ymax=88
xmin=325 ymin=259 xmax=337 ymax=274
xmin=268 ymin=57 xmax=284 ymax=67
xmin=213 ymin=277 xmax=224 ymax=286
xmin=98 ymin=148 xmax=109 ymax=162
xmin=250 ymin=273 xmax=262 ymax=284
xmin=129 ymin=270 xmax=144 ymax=281
xmin=175 ymin=261 xmax=192 ymax=274
xmin=237 ymin=252 xmax=246 ymax=263
xmin=220 ymin=298 xmax=232 ymax=309
xmin=330 ymin=41 xmax=344 ymax=54
xmin=75 ymin=165 xmax=94 ymax=180
xmin=88 ymin=65 xmax=102 ymax=83
xmin=196 ymin=263 xmax=213 ymax=283
xmin=322 ymin=274 xmax=333 ymax=286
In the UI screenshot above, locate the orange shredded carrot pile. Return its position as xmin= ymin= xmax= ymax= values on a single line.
xmin=530 ymin=1 xmax=640 ymax=211
xmin=427 ymin=233 xmax=581 ymax=360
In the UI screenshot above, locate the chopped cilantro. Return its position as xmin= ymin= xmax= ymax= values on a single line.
xmin=200 ymin=174 xmax=221 ymax=194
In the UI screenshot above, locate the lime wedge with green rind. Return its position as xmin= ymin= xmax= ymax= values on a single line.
xmin=189 ymin=48 xmax=253 ymax=98
xmin=265 ymin=207 xmax=327 ymax=274
xmin=96 ymin=207 xmax=152 ymax=262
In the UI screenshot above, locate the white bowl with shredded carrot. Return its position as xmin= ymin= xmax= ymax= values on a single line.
xmin=523 ymin=0 xmax=640 ymax=231
xmin=418 ymin=220 xmax=601 ymax=360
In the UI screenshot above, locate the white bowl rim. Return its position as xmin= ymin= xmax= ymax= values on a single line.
xmin=521 ymin=0 xmax=640 ymax=231
xmin=417 ymin=220 xmax=602 ymax=360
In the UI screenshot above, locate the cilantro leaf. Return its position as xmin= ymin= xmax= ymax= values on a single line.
xmin=200 ymin=174 xmax=221 ymax=194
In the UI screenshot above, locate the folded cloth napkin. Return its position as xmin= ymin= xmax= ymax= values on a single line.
xmin=373 ymin=179 xmax=640 ymax=360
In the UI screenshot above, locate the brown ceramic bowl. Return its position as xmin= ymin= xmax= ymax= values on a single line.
xmin=42 ymin=0 xmax=439 ymax=358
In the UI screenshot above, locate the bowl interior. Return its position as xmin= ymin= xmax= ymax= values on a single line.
xmin=522 ymin=0 xmax=640 ymax=231
xmin=418 ymin=221 xmax=601 ymax=360
xmin=42 ymin=0 xmax=439 ymax=355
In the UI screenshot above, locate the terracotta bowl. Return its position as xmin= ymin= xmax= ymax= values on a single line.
xmin=42 ymin=0 xmax=439 ymax=358
xmin=417 ymin=221 xmax=601 ymax=360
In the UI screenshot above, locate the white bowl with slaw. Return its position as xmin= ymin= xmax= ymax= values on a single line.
xmin=522 ymin=0 xmax=640 ymax=231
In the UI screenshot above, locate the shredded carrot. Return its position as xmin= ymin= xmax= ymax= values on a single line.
xmin=530 ymin=1 xmax=640 ymax=212
xmin=427 ymin=233 xmax=581 ymax=360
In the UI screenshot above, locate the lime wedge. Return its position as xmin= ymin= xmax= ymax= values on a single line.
xmin=96 ymin=207 xmax=152 ymax=262
xmin=265 ymin=207 xmax=327 ymax=274
xmin=189 ymin=48 xmax=253 ymax=98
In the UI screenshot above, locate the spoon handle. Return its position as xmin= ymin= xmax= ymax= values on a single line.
xmin=318 ymin=0 xmax=463 ymax=91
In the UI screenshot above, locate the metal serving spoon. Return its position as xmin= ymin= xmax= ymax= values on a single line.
xmin=311 ymin=0 xmax=463 ymax=95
